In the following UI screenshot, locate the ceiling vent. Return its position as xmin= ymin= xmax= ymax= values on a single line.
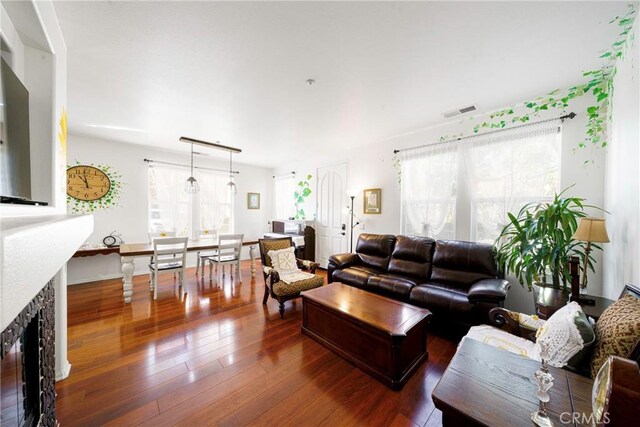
xmin=442 ymin=104 xmax=478 ymax=118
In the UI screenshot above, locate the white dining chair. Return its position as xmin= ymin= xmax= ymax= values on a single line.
xmin=149 ymin=237 xmax=188 ymax=300
xmin=148 ymin=231 xmax=178 ymax=279
xmin=195 ymin=229 xmax=218 ymax=276
xmin=205 ymin=234 xmax=244 ymax=283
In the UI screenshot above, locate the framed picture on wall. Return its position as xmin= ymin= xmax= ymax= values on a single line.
xmin=363 ymin=188 xmax=381 ymax=214
xmin=247 ymin=192 xmax=260 ymax=209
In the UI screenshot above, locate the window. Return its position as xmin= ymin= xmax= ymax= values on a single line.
xmin=400 ymin=122 xmax=561 ymax=244
xmin=148 ymin=164 xmax=233 ymax=236
xmin=274 ymin=175 xmax=296 ymax=219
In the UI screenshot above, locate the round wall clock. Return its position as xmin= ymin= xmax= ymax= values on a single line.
xmin=67 ymin=165 xmax=111 ymax=201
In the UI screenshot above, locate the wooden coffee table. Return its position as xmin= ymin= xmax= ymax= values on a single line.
xmin=432 ymin=338 xmax=594 ymax=426
xmin=301 ymin=282 xmax=431 ymax=390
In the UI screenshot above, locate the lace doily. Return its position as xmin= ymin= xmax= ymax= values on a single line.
xmin=535 ymin=302 xmax=585 ymax=367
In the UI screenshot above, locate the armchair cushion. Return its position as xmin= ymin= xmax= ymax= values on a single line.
xmin=272 ymin=275 xmax=324 ymax=297
xmin=328 ymin=253 xmax=358 ymax=268
xmin=468 ymin=279 xmax=510 ymax=303
xmin=268 ymin=247 xmax=298 ymax=273
xmin=590 ymin=294 xmax=640 ymax=377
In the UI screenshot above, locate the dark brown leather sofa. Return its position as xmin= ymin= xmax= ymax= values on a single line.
xmin=328 ymin=233 xmax=510 ymax=326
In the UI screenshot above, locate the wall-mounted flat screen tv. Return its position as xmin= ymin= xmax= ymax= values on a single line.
xmin=1 ymin=57 xmax=32 ymax=202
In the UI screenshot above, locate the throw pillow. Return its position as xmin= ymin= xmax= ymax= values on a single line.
xmin=536 ymin=302 xmax=595 ymax=369
xmin=590 ymin=294 xmax=640 ymax=377
xmin=268 ymin=247 xmax=298 ymax=274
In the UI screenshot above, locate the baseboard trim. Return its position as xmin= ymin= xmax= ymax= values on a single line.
xmin=56 ymin=360 xmax=72 ymax=381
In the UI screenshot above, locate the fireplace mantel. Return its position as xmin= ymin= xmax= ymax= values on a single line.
xmin=1 ymin=214 xmax=93 ymax=332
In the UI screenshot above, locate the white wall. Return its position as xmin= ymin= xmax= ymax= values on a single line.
xmin=0 ymin=0 xmax=73 ymax=380
xmin=274 ymin=91 xmax=606 ymax=313
xmin=66 ymin=135 xmax=272 ymax=284
xmin=603 ymin=17 xmax=640 ymax=300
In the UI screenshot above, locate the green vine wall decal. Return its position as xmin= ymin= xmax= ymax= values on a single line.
xmin=472 ymin=3 xmax=637 ymax=151
xmin=391 ymin=3 xmax=637 ymax=184
xmin=294 ymin=174 xmax=312 ymax=219
xmin=67 ymin=161 xmax=125 ymax=214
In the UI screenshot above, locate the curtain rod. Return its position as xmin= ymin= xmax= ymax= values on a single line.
xmin=393 ymin=112 xmax=576 ymax=154
xmin=273 ymin=171 xmax=296 ymax=179
xmin=144 ymin=158 xmax=240 ymax=174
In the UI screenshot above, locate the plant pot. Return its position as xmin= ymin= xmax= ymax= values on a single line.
xmin=532 ymin=282 xmax=570 ymax=320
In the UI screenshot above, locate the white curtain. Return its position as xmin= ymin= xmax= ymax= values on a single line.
xmin=199 ymin=169 xmax=233 ymax=235
xmin=274 ymin=175 xmax=296 ymax=219
xmin=400 ymin=144 xmax=458 ymax=240
xmin=464 ymin=122 xmax=561 ymax=243
xmin=400 ymin=120 xmax=561 ymax=243
xmin=148 ymin=164 xmax=233 ymax=236
xmin=148 ymin=164 xmax=190 ymax=235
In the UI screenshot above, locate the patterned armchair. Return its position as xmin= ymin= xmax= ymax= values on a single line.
xmin=258 ymin=237 xmax=324 ymax=318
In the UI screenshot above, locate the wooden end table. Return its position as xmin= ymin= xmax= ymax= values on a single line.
xmin=432 ymin=338 xmax=594 ymax=426
xmin=301 ymin=283 xmax=431 ymax=390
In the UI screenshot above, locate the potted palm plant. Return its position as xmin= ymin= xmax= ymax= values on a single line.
xmin=495 ymin=188 xmax=602 ymax=317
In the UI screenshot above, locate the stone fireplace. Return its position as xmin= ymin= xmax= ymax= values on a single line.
xmin=1 ymin=214 xmax=93 ymax=426
xmin=1 ymin=281 xmax=56 ymax=426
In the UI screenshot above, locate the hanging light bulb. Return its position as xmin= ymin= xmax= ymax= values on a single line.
xmin=227 ymin=151 xmax=237 ymax=195
xmin=184 ymin=141 xmax=200 ymax=193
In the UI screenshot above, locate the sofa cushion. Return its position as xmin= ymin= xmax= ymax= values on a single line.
xmin=590 ymin=294 xmax=640 ymax=377
xmin=355 ymin=233 xmax=396 ymax=271
xmin=430 ymin=240 xmax=498 ymax=291
xmin=409 ymin=283 xmax=474 ymax=317
xmin=367 ymin=274 xmax=417 ymax=301
xmin=332 ymin=266 xmax=382 ymax=288
xmin=387 ymin=235 xmax=435 ymax=281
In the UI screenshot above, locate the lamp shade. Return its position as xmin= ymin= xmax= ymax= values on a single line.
xmin=572 ymin=217 xmax=610 ymax=243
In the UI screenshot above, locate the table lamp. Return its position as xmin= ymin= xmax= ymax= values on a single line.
xmin=571 ymin=217 xmax=609 ymax=304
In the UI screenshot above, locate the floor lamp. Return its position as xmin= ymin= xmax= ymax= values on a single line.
xmin=347 ymin=190 xmax=359 ymax=252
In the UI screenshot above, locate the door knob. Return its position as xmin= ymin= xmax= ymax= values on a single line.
xmin=341 ymin=232 xmax=346 ymax=236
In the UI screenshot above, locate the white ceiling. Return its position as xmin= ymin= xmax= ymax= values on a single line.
xmin=52 ymin=1 xmax=626 ymax=167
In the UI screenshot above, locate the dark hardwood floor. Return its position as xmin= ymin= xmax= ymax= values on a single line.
xmin=57 ymin=261 xmax=458 ymax=426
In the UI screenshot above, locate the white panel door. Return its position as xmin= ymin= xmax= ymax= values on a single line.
xmin=316 ymin=162 xmax=348 ymax=268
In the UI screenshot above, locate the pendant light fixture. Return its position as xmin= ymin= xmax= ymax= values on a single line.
xmin=227 ymin=151 xmax=237 ymax=195
xmin=178 ymin=136 xmax=241 ymax=196
xmin=184 ymin=140 xmax=200 ymax=193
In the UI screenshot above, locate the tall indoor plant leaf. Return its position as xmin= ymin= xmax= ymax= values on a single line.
xmin=494 ymin=188 xmax=601 ymax=291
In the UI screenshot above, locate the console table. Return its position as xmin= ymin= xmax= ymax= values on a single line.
xmin=432 ymin=338 xmax=593 ymax=426
xmin=119 ymin=239 xmax=259 ymax=303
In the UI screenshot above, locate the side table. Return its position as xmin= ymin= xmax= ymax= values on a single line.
xmin=533 ymin=285 xmax=614 ymax=321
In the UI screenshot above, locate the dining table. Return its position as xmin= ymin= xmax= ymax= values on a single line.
xmin=119 ymin=238 xmax=259 ymax=303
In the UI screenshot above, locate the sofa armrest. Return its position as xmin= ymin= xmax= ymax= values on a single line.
xmin=328 ymin=253 xmax=358 ymax=269
xmin=468 ymin=279 xmax=510 ymax=303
